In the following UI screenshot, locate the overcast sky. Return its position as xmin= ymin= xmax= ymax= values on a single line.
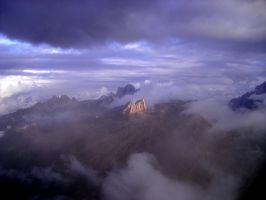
xmin=0 ymin=0 xmax=266 ymax=111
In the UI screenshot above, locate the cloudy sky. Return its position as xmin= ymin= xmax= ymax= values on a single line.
xmin=0 ymin=0 xmax=266 ymax=113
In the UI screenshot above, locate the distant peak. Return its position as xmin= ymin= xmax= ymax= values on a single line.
xmin=229 ymin=80 xmax=266 ymax=111
xmin=49 ymin=95 xmax=76 ymax=103
xmin=115 ymin=84 xmax=138 ymax=98
xmin=255 ymin=81 xmax=266 ymax=95
xmin=97 ymin=84 xmax=139 ymax=106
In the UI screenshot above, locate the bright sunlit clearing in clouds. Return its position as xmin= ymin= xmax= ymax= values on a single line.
xmin=0 ymin=75 xmax=53 ymax=98
xmin=23 ymin=69 xmax=66 ymax=74
xmin=0 ymin=34 xmax=81 ymax=55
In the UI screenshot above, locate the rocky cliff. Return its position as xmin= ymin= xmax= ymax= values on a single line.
xmin=123 ymin=99 xmax=147 ymax=116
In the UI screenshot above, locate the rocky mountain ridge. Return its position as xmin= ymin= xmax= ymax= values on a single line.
xmin=122 ymin=99 xmax=147 ymax=116
xmin=0 ymin=83 xmax=264 ymax=200
xmin=0 ymin=84 xmax=143 ymax=131
xmin=229 ymin=81 xmax=266 ymax=111
xmin=97 ymin=84 xmax=138 ymax=106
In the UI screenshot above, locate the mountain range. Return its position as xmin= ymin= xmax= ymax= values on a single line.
xmin=0 ymin=83 xmax=214 ymax=200
xmin=0 ymin=82 xmax=265 ymax=200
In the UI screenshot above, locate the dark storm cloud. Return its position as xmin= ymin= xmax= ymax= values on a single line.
xmin=0 ymin=0 xmax=265 ymax=112
xmin=0 ymin=0 xmax=155 ymax=47
xmin=1 ymin=0 xmax=266 ymax=50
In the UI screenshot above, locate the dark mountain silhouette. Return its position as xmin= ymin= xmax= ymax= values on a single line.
xmin=229 ymin=81 xmax=266 ymax=111
xmin=96 ymin=84 xmax=138 ymax=106
xmin=115 ymin=84 xmax=138 ymax=98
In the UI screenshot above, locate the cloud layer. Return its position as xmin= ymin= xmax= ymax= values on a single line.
xmin=1 ymin=0 xmax=266 ymax=50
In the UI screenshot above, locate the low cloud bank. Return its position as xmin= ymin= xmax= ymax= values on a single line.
xmin=0 ymin=79 xmax=265 ymax=200
xmin=107 ymin=80 xmax=266 ymax=200
xmin=103 ymin=153 xmax=204 ymax=200
xmin=186 ymin=97 xmax=266 ymax=132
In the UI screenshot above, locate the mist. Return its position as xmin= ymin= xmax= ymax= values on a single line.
xmin=0 ymin=0 xmax=266 ymax=199
xmin=0 ymin=80 xmax=265 ymax=200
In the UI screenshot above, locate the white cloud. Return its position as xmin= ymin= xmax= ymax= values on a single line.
xmin=103 ymin=153 xmax=240 ymax=200
xmin=103 ymin=153 xmax=204 ymax=200
xmin=0 ymin=75 xmax=38 ymax=98
xmin=185 ymin=97 xmax=266 ymax=133
xmin=23 ymin=69 xmax=66 ymax=75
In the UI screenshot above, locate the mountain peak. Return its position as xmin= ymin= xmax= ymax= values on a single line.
xmin=115 ymin=84 xmax=138 ymax=98
xmin=229 ymin=81 xmax=266 ymax=111
xmin=97 ymin=84 xmax=139 ymax=106
xmin=45 ymin=95 xmax=77 ymax=105
xmin=123 ymin=99 xmax=147 ymax=116
xmin=255 ymin=81 xmax=266 ymax=95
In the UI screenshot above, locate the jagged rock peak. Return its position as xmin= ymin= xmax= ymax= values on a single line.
xmin=116 ymin=84 xmax=138 ymax=98
xmin=97 ymin=84 xmax=139 ymax=106
xmin=32 ymin=95 xmax=77 ymax=110
xmin=123 ymin=99 xmax=147 ymax=116
xmin=97 ymin=92 xmax=115 ymax=106
xmin=48 ymin=95 xmax=77 ymax=104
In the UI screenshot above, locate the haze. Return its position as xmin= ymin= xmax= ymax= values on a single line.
xmin=0 ymin=1 xmax=266 ymax=200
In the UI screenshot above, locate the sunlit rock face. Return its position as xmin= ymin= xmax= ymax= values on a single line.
xmin=123 ymin=99 xmax=147 ymax=116
xmin=229 ymin=81 xmax=266 ymax=111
